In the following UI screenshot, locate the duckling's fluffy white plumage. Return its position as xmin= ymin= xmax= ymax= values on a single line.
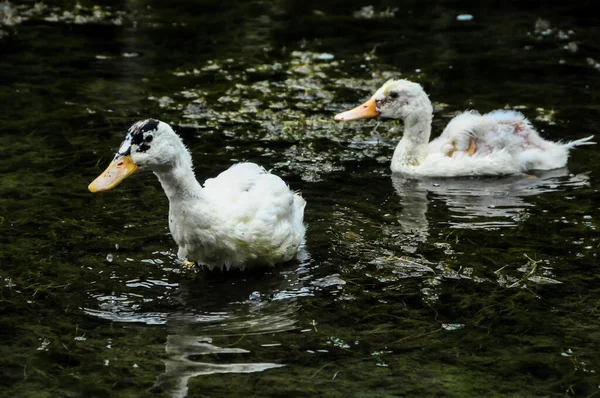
xmin=89 ymin=120 xmax=306 ymax=271
xmin=335 ymin=79 xmax=594 ymax=177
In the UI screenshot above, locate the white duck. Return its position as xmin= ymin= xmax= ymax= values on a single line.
xmin=88 ymin=119 xmax=306 ymax=271
xmin=334 ymin=79 xmax=594 ymax=177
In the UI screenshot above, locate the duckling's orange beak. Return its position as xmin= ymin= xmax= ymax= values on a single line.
xmin=334 ymin=98 xmax=379 ymax=121
xmin=88 ymin=155 xmax=138 ymax=193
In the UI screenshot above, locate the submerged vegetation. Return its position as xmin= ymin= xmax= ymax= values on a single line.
xmin=0 ymin=0 xmax=599 ymax=397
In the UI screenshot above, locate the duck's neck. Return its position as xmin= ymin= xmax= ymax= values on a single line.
xmin=392 ymin=109 xmax=433 ymax=168
xmin=154 ymin=154 xmax=203 ymax=203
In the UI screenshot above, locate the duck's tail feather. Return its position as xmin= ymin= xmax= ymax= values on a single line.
xmin=565 ymin=135 xmax=595 ymax=148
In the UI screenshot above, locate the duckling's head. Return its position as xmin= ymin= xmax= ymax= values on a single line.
xmin=334 ymin=79 xmax=432 ymax=122
xmin=89 ymin=119 xmax=187 ymax=193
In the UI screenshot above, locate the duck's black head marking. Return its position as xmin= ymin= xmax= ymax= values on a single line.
xmin=119 ymin=119 xmax=160 ymax=155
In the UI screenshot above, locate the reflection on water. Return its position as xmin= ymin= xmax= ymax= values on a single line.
xmin=81 ymin=249 xmax=348 ymax=397
xmin=389 ymin=178 xmax=430 ymax=253
xmin=392 ymin=169 xmax=591 ymax=238
xmin=153 ymin=301 xmax=299 ymax=397
xmin=154 ymin=335 xmax=284 ymax=398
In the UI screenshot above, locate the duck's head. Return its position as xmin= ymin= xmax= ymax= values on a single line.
xmin=334 ymin=79 xmax=431 ymax=122
xmin=89 ymin=119 xmax=182 ymax=193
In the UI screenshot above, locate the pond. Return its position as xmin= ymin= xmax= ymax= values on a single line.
xmin=1 ymin=0 xmax=599 ymax=396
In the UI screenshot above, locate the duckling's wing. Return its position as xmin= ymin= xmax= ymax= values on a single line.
xmin=434 ymin=110 xmax=542 ymax=155
xmin=431 ymin=111 xmax=497 ymax=155
xmin=484 ymin=110 xmax=554 ymax=152
xmin=485 ymin=109 xmax=530 ymax=125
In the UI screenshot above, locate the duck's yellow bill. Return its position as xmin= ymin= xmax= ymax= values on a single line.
xmin=334 ymin=98 xmax=379 ymax=121
xmin=88 ymin=155 xmax=138 ymax=193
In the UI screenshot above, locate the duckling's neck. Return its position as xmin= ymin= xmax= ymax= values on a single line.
xmin=154 ymin=154 xmax=203 ymax=203
xmin=392 ymin=109 xmax=433 ymax=169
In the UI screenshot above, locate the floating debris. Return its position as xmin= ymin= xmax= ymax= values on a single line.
xmin=557 ymin=30 xmax=570 ymax=40
xmin=563 ymin=42 xmax=578 ymax=53
xmin=0 ymin=1 xmax=23 ymax=27
xmin=316 ymin=53 xmax=334 ymax=61
xmin=535 ymin=107 xmax=557 ymax=125
xmin=534 ymin=18 xmax=552 ymax=36
xmin=37 ymin=338 xmax=50 ymax=351
xmin=43 ymin=5 xmax=126 ymax=25
xmin=310 ymin=274 xmax=346 ymax=288
xmin=587 ymin=58 xmax=600 ymax=72
xmin=353 ymin=5 xmax=398 ymax=19
xmin=328 ymin=336 xmax=350 ymax=349
xmin=528 ymin=276 xmax=562 ymax=285
xmin=248 ymin=291 xmax=261 ymax=301
xmin=1 ymin=1 xmax=128 ymax=39
xmin=442 ymin=323 xmax=465 ymax=331
xmin=456 ymin=14 xmax=473 ymax=21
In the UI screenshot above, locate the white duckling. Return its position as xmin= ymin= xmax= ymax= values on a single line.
xmin=334 ymin=79 xmax=594 ymax=177
xmin=89 ymin=119 xmax=306 ymax=271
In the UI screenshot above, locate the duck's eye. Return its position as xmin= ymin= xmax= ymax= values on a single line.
xmin=145 ymin=135 xmax=153 ymax=143
xmin=389 ymin=92 xmax=399 ymax=99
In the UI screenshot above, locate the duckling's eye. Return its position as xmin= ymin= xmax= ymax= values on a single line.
xmin=145 ymin=135 xmax=153 ymax=143
xmin=389 ymin=92 xmax=399 ymax=99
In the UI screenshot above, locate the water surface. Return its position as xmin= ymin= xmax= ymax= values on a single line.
xmin=1 ymin=1 xmax=599 ymax=397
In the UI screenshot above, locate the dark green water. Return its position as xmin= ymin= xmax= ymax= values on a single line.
xmin=1 ymin=1 xmax=600 ymax=397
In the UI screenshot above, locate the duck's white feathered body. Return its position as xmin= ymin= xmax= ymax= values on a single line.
xmin=166 ymin=163 xmax=306 ymax=270
xmin=89 ymin=120 xmax=306 ymax=271
xmin=335 ymin=79 xmax=594 ymax=177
